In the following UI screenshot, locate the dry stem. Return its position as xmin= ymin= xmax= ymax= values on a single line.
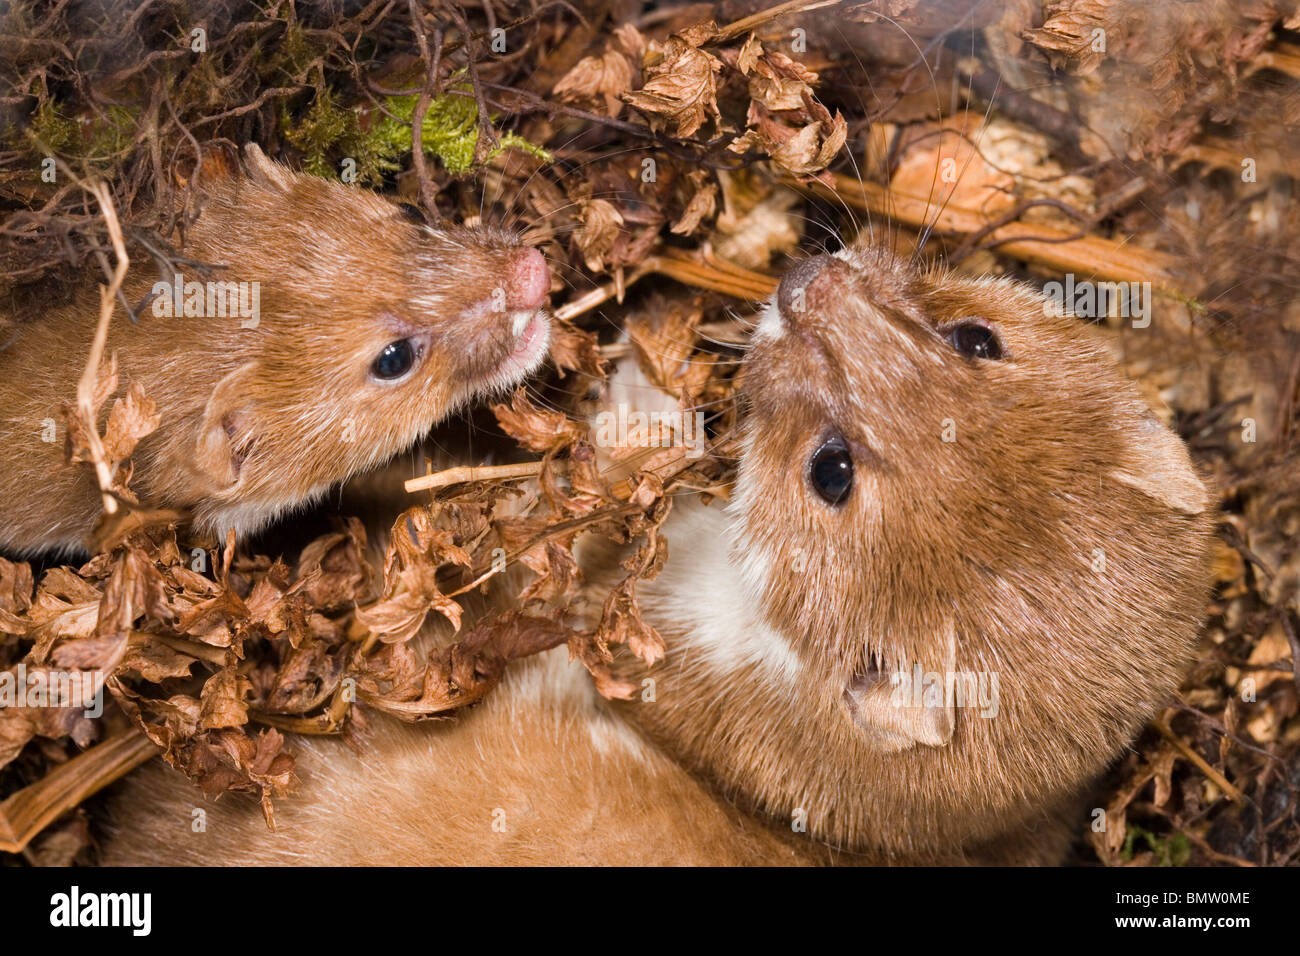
xmin=0 ymin=729 xmax=159 ymax=854
xmin=76 ymin=180 xmax=131 ymax=517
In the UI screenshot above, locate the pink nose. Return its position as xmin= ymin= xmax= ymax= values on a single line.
xmin=506 ymin=247 xmax=550 ymax=311
xmin=777 ymin=254 xmax=838 ymax=328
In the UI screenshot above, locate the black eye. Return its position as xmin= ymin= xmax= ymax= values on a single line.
xmin=809 ymin=436 xmax=853 ymax=506
xmin=398 ymin=202 xmax=427 ymax=224
xmin=948 ymin=322 xmax=1003 ymax=360
xmin=371 ymin=339 xmax=417 ymax=381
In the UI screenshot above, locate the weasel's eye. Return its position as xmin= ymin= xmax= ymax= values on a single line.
xmin=809 ymin=436 xmax=853 ymax=506
xmin=948 ymin=322 xmax=1003 ymax=360
xmin=371 ymin=339 xmax=417 ymax=382
xmin=398 ymin=202 xmax=427 ymax=225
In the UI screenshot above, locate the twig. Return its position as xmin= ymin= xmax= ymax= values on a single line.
xmin=77 ymin=179 xmax=131 ymax=517
xmin=0 ymin=729 xmax=159 ymax=854
xmin=1155 ymin=722 xmax=1244 ymax=803
xmin=1278 ymin=609 xmax=1300 ymax=696
xmin=404 ymin=459 xmax=551 ymax=493
xmin=787 ymin=171 xmax=1189 ymax=294
xmin=407 ymin=1 xmax=444 ymax=217
xmin=448 ymin=1 xmax=500 ymax=163
xmin=554 ymin=264 xmax=655 ymax=321
xmin=1246 ymin=45 xmax=1300 ymax=81
xmin=651 ymin=249 xmax=777 ymax=300
xmin=553 ymin=252 xmax=774 ymax=325
xmin=713 ymin=0 xmax=842 ymax=43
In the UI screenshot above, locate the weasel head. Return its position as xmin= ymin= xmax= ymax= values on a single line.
xmin=149 ymin=144 xmax=552 ymax=538
xmin=628 ymin=243 xmax=1215 ymax=858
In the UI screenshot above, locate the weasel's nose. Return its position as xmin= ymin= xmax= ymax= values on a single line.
xmin=777 ymin=254 xmax=839 ymax=327
xmin=505 ymin=247 xmax=550 ymax=311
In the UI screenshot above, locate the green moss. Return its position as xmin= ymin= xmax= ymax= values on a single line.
xmin=18 ymin=96 xmax=138 ymax=164
xmin=27 ymin=98 xmax=78 ymax=154
xmin=280 ymin=84 xmax=551 ymax=184
xmin=280 ymin=86 xmax=397 ymax=183
xmin=375 ymin=92 xmax=552 ymax=175
xmin=1120 ymin=824 xmax=1191 ymax=866
xmin=84 ymin=105 xmax=138 ymax=160
xmin=276 ymin=18 xmax=322 ymax=82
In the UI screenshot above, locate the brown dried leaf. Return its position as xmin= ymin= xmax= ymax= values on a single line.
xmin=729 ymin=104 xmax=847 ymax=177
xmin=292 ymin=519 xmax=373 ymax=611
xmin=0 ymin=557 xmax=33 ymax=615
xmin=199 ymin=667 xmax=250 ymax=730
xmin=101 ymin=381 xmax=161 ymax=466
xmin=736 ymin=32 xmax=762 ymax=74
xmin=547 ymin=318 xmax=605 ymax=379
xmin=97 ymin=546 xmax=173 ymax=641
xmin=491 ymin=388 xmax=585 ymax=453
xmin=354 ymin=572 xmax=461 ymax=644
xmin=747 ymin=50 xmax=819 ymax=112
xmin=120 ymin=635 xmax=198 ymax=682
xmin=356 ymin=508 xmax=472 ymax=643
xmin=623 ymin=36 xmax=723 ymax=138
xmin=575 ymin=198 xmax=624 ymax=272
xmin=0 ymin=708 xmax=35 ymax=770
xmin=1022 ymin=0 xmax=1111 ymax=74
xmin=26 ymin=586 xmax=101 ymax=663
xmin=627 ymin=300 xmax=701 ymax=389
xmin=262 ymin=640 xmax=347 ymax=713
xmin=555 ymin=50 xmax=636 ymax=117
xmin=359 ymin=612 xmax=575 ymax=719
xmin=671 ymin=169 xmax=719 ymax=235
xmin=518 ymin=538 xmax=582 ymax=605
xmin=62 ymin=352 xmax=117 ymax=467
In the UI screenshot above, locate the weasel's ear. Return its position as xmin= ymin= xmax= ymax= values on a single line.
xmin=844 ymin=623 xmax=957 ymax=753
xmin=241 ymin=143 xmax=293 ymax=192
xmin=196 ymin=363 xmax=260 ymax=490
xmin=1111 ymin=413 xmax=1209 ymax=516
xmin=174 ymin=141 xmax=239 ymax=189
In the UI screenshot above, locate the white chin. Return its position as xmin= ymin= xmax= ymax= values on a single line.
xmin=493 ymin=310 xmax=551 ymax=387
xmin=753 ymin=298 xmax=784 ymax=342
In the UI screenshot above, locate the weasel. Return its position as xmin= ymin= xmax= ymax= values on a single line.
xmin=99 ymin=242 xmax=1214 ymax=865
xmin=0 ymin=144 xmax=551 ymax=557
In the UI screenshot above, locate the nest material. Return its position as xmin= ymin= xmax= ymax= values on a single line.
xmin=0 ymin=0 xmax=1298 ymax=866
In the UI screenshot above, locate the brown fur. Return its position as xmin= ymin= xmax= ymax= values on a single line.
xmin=100 ymin=243 xmax=1214 ymax=865
xmin=606 ymin=245 xmax=1215 ymax=860
xmin=102 ymin=651 xmax=830 ymax=866
xmin=0 ymin=145 xmax=550 ymax=557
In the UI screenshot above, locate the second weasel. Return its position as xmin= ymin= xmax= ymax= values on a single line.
xmin=0 ymin=144 xmax=551 ymax=556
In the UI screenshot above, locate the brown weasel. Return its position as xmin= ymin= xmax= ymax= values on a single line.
xmin=0 ymin=144 xmax=551 ymax=557
xmin=100 ymin=243 xmax=1213 ymax=865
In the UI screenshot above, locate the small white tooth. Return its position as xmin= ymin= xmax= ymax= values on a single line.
xmin=511 ymin=311 xmax=529 ymax=336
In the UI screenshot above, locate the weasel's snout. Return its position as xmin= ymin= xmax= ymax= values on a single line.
xmin=776 ymin=254 xmax=848 ymax=330
xmin=450 ymin=245 xmax=552 ymax=386
xmin=505 ymin=247 xmax=550 ymax=311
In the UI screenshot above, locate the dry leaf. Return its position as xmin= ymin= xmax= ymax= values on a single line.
xmin=575 ymin=198 xmax=625 ymax=272
xmin=555 ymin=50 xmax=636 ymax=116
xmin=671 ymin=169 xmax=719 ymax=235
xmin=623 ymin=36 xmax=723 ymax=138
xmin=101 ymin=381 xmax=161 ymax=467
xmin=491 ymin=388 xmax=585 ymax=453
